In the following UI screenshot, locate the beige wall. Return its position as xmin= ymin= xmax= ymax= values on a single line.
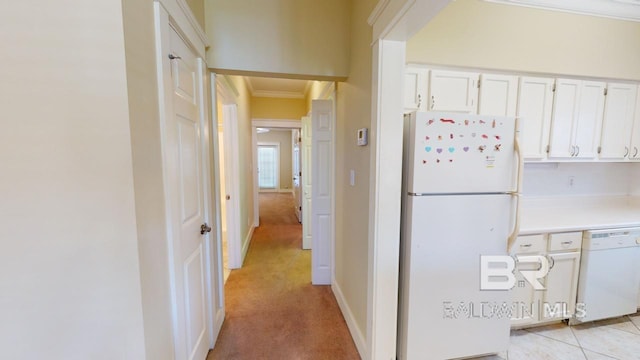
xmin=407 ymin=0 xmax=640 ymax=80
xmin=334 ymin=0 xmax=378 ymax=346
xmin=0 ymin=1 xmax=145 ymax=358
xmin=251 ymin=97 xmax=307 ymax=119
xmin=257 ymin=130 xmax=293 ymax=190
xmin=222 ymin=76 xmax=256 ymax=248
xmin=204 ymin=0 xmax=350 ymax=79
xmin=121 ymin=0 xmax=177 ymax=358
xmin=185 ymin=0 xmax=205 ymax=29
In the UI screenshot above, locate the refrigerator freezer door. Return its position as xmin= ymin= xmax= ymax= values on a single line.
xmin=398 ymin=194 xmax=512 ymax=360
xmin=406 ymin=112 xmax=517 ymax=194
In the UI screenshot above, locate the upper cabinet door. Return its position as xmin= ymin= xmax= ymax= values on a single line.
xmin=429 ymin=70 xmax=479 ymax=113
xmin=549 ymin=79 xmax=581 ymax=159
xmin=630 ymin=89 xmax=640 ymax=161
xmin=574 ymin=80 xmax=605 ymax=159
xmin=600 ymin=83 xmax=638 ymax=160
xmin=549 ymin=79 xmax=605 ymax=159
xmin=517 ymin=76 xmax=554 ymax=160
xmin=478 ymin=74 xmax=518 ymax=117
xmin=404 ymin=67 xmax=428 ymax=112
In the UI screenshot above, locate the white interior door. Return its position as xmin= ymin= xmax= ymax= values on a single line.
xmin=166 ymin=25 xmax=210 ymax=360
xmin=293 ymin=130 xmax=302 ymax=222
xmin=301 ymin=116 xmax=312 ymax=250
xmin=311 ymin=100 xmax=334 ymax=285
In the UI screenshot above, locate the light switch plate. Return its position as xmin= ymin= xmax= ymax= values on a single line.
xmin=357 ymin=128 xmax=368 ymax=146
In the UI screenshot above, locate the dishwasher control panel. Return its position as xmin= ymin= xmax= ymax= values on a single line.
xmin=583 ymin=228 xmax=640 ymax=251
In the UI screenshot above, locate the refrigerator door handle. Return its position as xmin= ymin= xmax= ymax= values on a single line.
xmin=508 ymin=118 xmax=524 ymax=252
xmin=514 ymin=117 xmax=524 ymax=194
xmin=507 ymin=193 xmax=521 ymax=252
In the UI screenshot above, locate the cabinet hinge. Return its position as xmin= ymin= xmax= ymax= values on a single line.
xmin=477 ymin=79 xmax=481 ymax=89
xmin=597 ymin=146 xmax=602 ymax=154
xmin=552 ymin=83 xmax=556 ymax=92
xmin=604 ymin=88 xmax=608 ymax=96
xmin=546 ymin=145 xmax=550 ymax=154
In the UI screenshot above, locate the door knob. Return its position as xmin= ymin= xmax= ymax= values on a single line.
xmin=200 ymin=223 xmax=212 ymax=235
xmin=226 ymin=195 xmax=231 ymax=200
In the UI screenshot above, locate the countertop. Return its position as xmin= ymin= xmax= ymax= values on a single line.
xmin=519 ymin=196 xmax=640 ymax=235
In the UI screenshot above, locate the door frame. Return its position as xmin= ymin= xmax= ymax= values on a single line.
xmin=214 ymin=78 xmax=243 ymax=270
xmin=251 ymin=118 xmax=301 ymax=227
xmin=366 ymin=1 xmax=451 ymax=359
xmin=152 ymin=0 xmax=219 ymax=356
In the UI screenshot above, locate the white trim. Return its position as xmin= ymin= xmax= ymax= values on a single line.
xmin=366 ymin=39 xmax=405 ymax=360
xmin=240 ymin=224 xmax=255 ymax=265
xmin=252 ymin=118 xmax=302 ymax=129
xmin=251 ymin=90 xmax=306 ymax=99
xmin=318 ymin=82 xmax=336 ymax=101
xmin=332 ymin=281 xmax=367 ymax=359
xmin=219 ymin=75 xmax=240 ymax=99
xmin=367 ymin=0 xmax=391 ymax=26
xmin=369 ymin=0 xmax=451 ymax=41
xmin=484 ymin=0 xmax=640 ymax=22
xmin=153 ymin=5 xmax=179 ymax=356
xmin=257 ymin=142 xmax=281 ymax=190
xmin=208 ymin=73 xmax=227 ymax=345
xmin=156 ymin=0 xmax=209 ymax=59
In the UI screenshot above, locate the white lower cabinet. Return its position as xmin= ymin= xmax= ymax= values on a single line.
xmin=542 ymin=251 xmax=581 ymax=321
xmin=510 ymin=232 xmax=582 ymax=328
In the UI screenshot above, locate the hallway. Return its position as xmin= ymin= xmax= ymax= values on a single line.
xmin=208 ymin=193 xmax=360 ymax=359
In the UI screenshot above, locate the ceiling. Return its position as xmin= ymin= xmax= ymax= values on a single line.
xmin=245 ymin=77 xmax=311 ymax=99
xmin=485 ymin=0 xmax=640 ymax=21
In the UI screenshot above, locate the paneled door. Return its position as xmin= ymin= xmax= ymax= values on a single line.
xmin=301 ymin=116 xmax=312 ymax=250
xmin=292 ymin=130 xmax=302 ymax=222
xmin=311 ymin=100 xmax=334 ymax=285
xmin=165 ymin=25 xmax=210 ymax=360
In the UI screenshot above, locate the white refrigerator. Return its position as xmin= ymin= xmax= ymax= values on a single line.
xmin=398 ymin=111 xmax=522 ymax=360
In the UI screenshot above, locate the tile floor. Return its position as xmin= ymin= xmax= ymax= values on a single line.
xmin=472 ymin=313 xmax=640 ymax=360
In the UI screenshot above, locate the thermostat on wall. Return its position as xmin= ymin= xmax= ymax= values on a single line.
xmin=357 ymin=128 xmax=368 ymax=146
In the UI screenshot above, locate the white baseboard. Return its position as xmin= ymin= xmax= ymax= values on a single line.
xmin=332 ymin=280 xmax=367 ymax=360
xmin=240 ymin=224 xmax=255 ymax=266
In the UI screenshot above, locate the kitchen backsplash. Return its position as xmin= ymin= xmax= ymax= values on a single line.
xmin=522 ymin=162 xmax=636 ymax=197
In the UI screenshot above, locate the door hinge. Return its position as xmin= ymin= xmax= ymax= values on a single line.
xmin=299 ymin=206 xmax=302 ymax=211
xmin=604 ymin=88 xmax=608 ymax=96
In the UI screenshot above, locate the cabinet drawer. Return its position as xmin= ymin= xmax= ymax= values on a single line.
xmin=512 ymin=234 xmax=546 ymax=254
xmin=548 ymin=232 xmax=583 ymax=252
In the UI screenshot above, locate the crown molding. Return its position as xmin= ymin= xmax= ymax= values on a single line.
xmin=484 ymin=0 xmax=640 ymax=22
xmin=368 ymin=0 xmax=391 ymax=26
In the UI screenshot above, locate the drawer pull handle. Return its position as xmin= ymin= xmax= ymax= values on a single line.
xmin=561 ymin=241 xmax=573 ymax=245
xmin=520 ymin=244 xmax=532 ymax=248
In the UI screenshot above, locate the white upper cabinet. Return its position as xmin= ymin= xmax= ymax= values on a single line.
xmin=478 ymin=74 xmax=518 ymax=117
xmin=428 ymin=70 xmax=479 ymax=113
xmin=517 ymin=77 xmax=554 ymax=160
xmin=404 ymin=66 xmax=428 ymax=112
xmin=600 ymin=83 xmax=638 ymax=160
xmin=549 ymin=79 xmax=605 ymax=159
xmin=630 ymin=89 xmax=640 ymax=161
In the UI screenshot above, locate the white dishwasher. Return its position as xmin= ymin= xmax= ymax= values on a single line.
xmin=573 ymin=228 xmax=640 ymax=324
